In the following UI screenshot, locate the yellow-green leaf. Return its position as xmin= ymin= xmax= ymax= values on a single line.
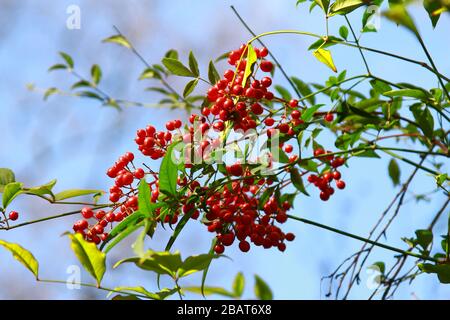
xmin=67 ymin=233 xmax=106 ymax=286
xmin=313 ymin=48 xmax=337 ymax=72
xmin=383 ymin=5 xmax=419 ymax=36
xmin=2 ymin=182 xmax=23 ymax=208
xmin=242 ymin=44 xmax=257 ymax=87
xmin=0 ymin=240 xmax=39 ymax=279
xmin=54 ymin=189 xmax=103 ymax=201
xmin=102 ymin=35 xmax=131 ymax=49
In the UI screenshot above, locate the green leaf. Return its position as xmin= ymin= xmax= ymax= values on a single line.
xmin=314 ymin=0 xmax=330 ymax=13
xmin=388 ymin=158 xmax=401 ymax=186
xmin=301 ymin=104 xmax=323 ymax=122
xmin=232 ymin=272 xmax=245 ymax=298
xmin=102 ymin=35 xmax=131 ymax=49
xmin=114 ymin=250 xmax=182 ymax=277
xmin=132 ymin=220 xmax=151 ymax=257
xmin=104 ymin=219 xmax=144 ymax=254
xmin=329 ymin=0 xmax=365 ymax=16
xmin=201 ymin=238 xmax=217 ymax=297
xmin=291 ymin=77 xmax=315 ymax=105
xmin=91 ymin=64 xmax=102 ymax=85
xmin=71 ymin=80 xmax=91 ymax=90
xmin=2 ymin=182 xmax=23 ymax=208
xmin=242 ymin=44 xmax=258 ymax=87
xmin=411 ymin=106 xmax=435 ymax=139
xmin=419 ymin=263 xmax=450 ymax=284
xmin=0 ymin=168 xmax=15 ymax=192
xmin=423 ymin=0 xmax=441 ymax=28
xmin=162 ymin=58 xmax=194 ymax=77
xmin=188 ymin=51 xmax=200 ymax=77
xmin=274 ymin=85 xmax=292 ymax=101
xmin=0 ymin=240 xmax=39 ymax=279
xmin=26 ymin=179 xmax=57 ymax=198
xmin=59 ymin=52 xmax=74 ymax=68
xmin=371 ymin=261 xmax=385 ymax=274
xmin=139 ymin=68 xmax=160 ymax=80
xmin=308 ymin=36 xmax=343 ymax=51
xmin=313 ymin=49 xmax=337 ymax=73
xmin=48 ymin=64 xmax=67 ymax=72
xmin=138 ymin=180 xmax=157 ymax=217
xmin=383 ymin=5 xmax=419 ymax=36
xmin=254 ymin=275 xmax=273 ymax=300
xmin=112 ymin=286 xmax=177 ymax=300
xmin=370 ymin=79 xmax=392 ymax=95
xmin=436 ymin=174 xmax=448 ymax=187
xmin=415 ymin=229 xmax=433 ymax=250
xmin=208 ymin=60 xmax=221 ymax=84
xmin=178 ymin=254 xmax=220 ymax=278
xmin=383 ymin=89 xmax=429 ymax=100
xmin=67 ymin=233 xmax=106 ymax=286
xmin=291 ymin=168 xmax=309 ymax=196
xmin=159 ymin=142 xmax=179 ymax=196
xmin=184 ymin=286 xmax=236 ymax=298
xmin=54 ymin=189 xmax=103 ymax=201
xmin=43 ymin=87 xmax=59 ymax=101
xmin=183 ymin=78 xmax=199 ymax=98
xmin=339 ymin=25 xmax=349 ymax=40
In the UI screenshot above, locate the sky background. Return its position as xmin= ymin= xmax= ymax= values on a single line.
xmin=0 ymin=0 xmax=449 ymax=300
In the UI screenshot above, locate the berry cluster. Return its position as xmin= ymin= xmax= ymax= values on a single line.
xmin=308 ymin=148 xmax=346 ymax=201
xmin=201 ymin=164 xmax=294 ymax=254
xmin=73 ymin=152 xmax=158 ymax=244
xmin=70 ymin=44 xmax=349 ymax=254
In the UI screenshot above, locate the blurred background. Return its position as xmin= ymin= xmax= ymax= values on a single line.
xmin=0 ymin=0 xmax=449 ymax=299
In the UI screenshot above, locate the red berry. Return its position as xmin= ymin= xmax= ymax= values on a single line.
xmin=214 ymin=244 xmax=225 ymax=254
xmin=260 ymin=60 xmax=273 ymax=72
xmin=264 ymin=117 xmax=275 ymax=126
xmin=239 ymin=240 xmax=250 ymax=252
xmin=336 ymin=180 xmax=346 ymax=189
xmin=251 ymin=103 xmax=263 ymax=115
xmin=134 ymin=168 xmax=145 ymax=179
xmin=320 ymin=191 xmax=330 ymax=201
xmin=261 ymin=77 xmax=272 ymax=87
xmin=228 ymin=163 xmax=243 ymax=177
xmin=81 ymin=207 xmax=93 ymax=219
xmin=285 ymin=233 xmax=295 ymax=241
xmin=324 ymin=113 xmax=334 ymax=122
xmin=289 ymin=99 xmax=298 ymax=108
xmin=332 ymin=171 xmax=341 ymax=180
xmin=8 ymin=211 xmax=19 ymax=221
xmin=284 ymin=144 xmax=293 ymax=153
xmin=259 ymin=47 xmax=269 ymax=57
xmin=165 ymin=121 xmax=175 ymax=131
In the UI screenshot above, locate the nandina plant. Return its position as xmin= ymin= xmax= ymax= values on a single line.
xmin=0 ymin=0 xmax=449 ymax=300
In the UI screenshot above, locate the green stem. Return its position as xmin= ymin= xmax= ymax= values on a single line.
xmin=416 ymin=34 xmax=450 ymax=101
xmin=344 ymin=15 xmax=371 ymax=75
xmin=230 ymin=6 xmax=303 ymax=100
xmin=245 ymin=29 xmax=450 ymax=82
xmin=287 ymin=215 xmax=437 ymax=262
xmin=37 ymin=278 xmax=149 ymax=299
xmin=2 ymin=205 xmax=111 ymax=230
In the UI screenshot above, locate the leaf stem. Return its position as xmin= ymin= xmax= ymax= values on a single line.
xmin=287 ymin=214 xmax=437 ymax=262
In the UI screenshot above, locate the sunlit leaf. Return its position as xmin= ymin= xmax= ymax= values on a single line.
xmin=0 ymin=240 xmax=39 ymax=279
xmin=67 ymin=233 xmax=106 ymax=286
xmin=313 ymin=48 xmax=337 ymax=72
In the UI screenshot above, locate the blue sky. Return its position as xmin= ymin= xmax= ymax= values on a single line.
xmin=0 ymin=0 xmax=449 ymax=299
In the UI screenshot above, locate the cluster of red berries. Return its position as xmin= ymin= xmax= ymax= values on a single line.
xmin=70 ymin=44 xmax=349 ymax=253
xmin=73 ymin=152 xmax=160 ymax=244
xmin=308 ymin=148 xmax=346 ymax=201
xmin=204 ymin=45 xmax=279 ymax=132
xmin=200 ymin=166 xmax=295 ymax=254
xmin=134 ymin=124 xmax=176 ymax=160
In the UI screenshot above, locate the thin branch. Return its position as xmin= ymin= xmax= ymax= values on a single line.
xmin=230 ymin=6 xmax=303 ymax=100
